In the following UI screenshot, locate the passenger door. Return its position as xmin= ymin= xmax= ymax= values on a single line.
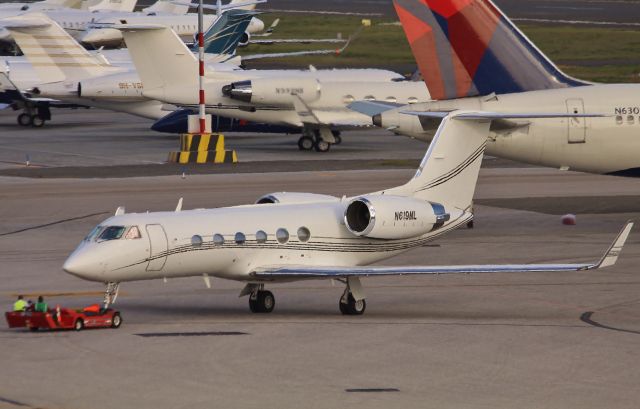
xmin=146 ymin=224 xmax=168 ymax=271
xmin=566 ymin=98 xmax=586 ymax=143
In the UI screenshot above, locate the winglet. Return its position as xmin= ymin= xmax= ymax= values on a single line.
xmin=594 ymin=221 xmax=633 ymax=269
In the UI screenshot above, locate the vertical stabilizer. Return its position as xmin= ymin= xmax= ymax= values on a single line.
xmin=386 ymin=111 xmax=490 ymax=211
xmin=120 ymin=25 xmax=198 ymax=95
xmin=195 ymin=10 xmax=255 ymax=56
xmin=88 ymin=0 xmax=137 ymax=12
xmin=3 ymin=13 xmax=115 ymax=83
xmin=393 ymin=0 xmax=588 ymax=100
xmin=143 ymin=0 xmax=190 ymax=15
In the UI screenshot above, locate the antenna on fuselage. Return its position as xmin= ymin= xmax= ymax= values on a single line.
xmin=175 ymin=197 xmax=183 ymax=212
xmin=115 ymin=206 xmax=125 ymax=216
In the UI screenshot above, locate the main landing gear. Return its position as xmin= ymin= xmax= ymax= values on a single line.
xmin=15 ymin=103 xmax=51 ymax=128
xmin=338 ymin=277 xmax=366 ymax=315
xmin=297 ymin=130 xmax=342 ymax=153
xmin=241 ymin=283 xmax=275 ymax=313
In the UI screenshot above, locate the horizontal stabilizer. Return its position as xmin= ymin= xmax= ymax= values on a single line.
xmin=0 ymin=19 xmax=50 ymax=29
xmin=348 ymin=100 xmax=404 ymax=117
xmin=252 ymin=222 xmax=633 ymax=279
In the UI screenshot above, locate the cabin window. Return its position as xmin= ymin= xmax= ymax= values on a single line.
xmin=364 ymin=95 xmax=376 ymax=101
xmin=616 ymin=115 xmax=623 ymax=125
xmin=297 ymin=227 xmax=310 ymax=242
xmin=191 ymin=235 xmax=203 ymax=247
xmin=408 ymin=97 xmax=418 ymax=104
xmin=276 ymin=228 xmax=289 ymax=244
xmin=256 ymin=230 xmax=268 ymax=243
xmin=213 ymin=234 xmax=224 ymax=245
xmin=235 ymin=232 xmax=246 ymax=245
xmin=98 ymin=226 xmax=126 ymax=241
xmin=124 ymin=226 xmax=141 ymax=239
xmin=342 ymin=95 xmax=354 ymax=104
xmin=628 ymin=115 xmax=635 ymax=124
xmin=385 ymin=96 xmax=397 ymax=103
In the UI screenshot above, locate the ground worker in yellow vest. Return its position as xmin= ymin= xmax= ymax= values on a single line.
xmin=13 ymin=295 xmax=27 ymax=312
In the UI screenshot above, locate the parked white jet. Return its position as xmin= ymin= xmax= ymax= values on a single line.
xmin=0 ymin=0 xmax=141 ymax=43
xmin=62 ymin=110 xmax=633 ymax=314
xmin=81 ymin=0 xmax=265 ymax=47
xmin=119 ymin=24 xmax=430 ymax=151
xmin=351 ymin=0 xmax=640 ymax=177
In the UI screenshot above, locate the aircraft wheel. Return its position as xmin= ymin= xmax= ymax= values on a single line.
xmin=249 ymin=290 xmax=275 ymax=313
xmin=31 ymin=115 xmax=45 ymax=128
xmin=314 ymin=139 xmax=331 ymax=153
xmin=29 ymin=326 xmax=39 ymax=332
xmin=17 ymin=113 xmax=32 ymax=127
xmin=339 ymin=293 xmax=366 ymax=315
xmin=298 ymin=135 xmax=314 ymax=151
xmin=74 ymin=318 xmax=84 ymax=331
xmin=111 ymin=313 xmax=122 ymax=328
xmin=467 ymin=220 xmax=474 ymax=229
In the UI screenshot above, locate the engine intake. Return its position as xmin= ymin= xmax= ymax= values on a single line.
xmin=222 ymin=77 xmax=321 ymax=106
xmin=344 ymin=195 xmax=450 ymax=240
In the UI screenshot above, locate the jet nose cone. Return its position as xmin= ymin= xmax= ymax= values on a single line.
xmin=63 ymin=251 xmax=104 ymax=281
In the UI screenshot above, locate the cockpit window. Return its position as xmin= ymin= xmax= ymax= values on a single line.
xmin=84 ymin=225 xmax=104 ymax=242
xmin=98 ymin=226 xmax=127 ymax=241
xmin=125 ymin=226 xmax=141 ymax=239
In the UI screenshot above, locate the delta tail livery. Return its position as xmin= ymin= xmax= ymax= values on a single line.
xmin=352 ymin=0 xmax=640 ymax=177
xmin=63 ymin=110 xmax=633 ymax=315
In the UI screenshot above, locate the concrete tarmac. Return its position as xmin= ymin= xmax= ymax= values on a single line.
xmin=1 ymin=134 xmax=640 ymax=408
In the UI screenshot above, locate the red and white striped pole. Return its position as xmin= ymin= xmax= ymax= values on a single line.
xmin=197 ymin=0 xmax=206 ymax=134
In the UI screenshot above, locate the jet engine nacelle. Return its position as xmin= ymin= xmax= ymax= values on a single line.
xmin=256 ymin=192 xmax=338 ymax=204
xmin=78 ymin=73 xmax=145 ymax=101
xmin=344 ymin=195 xmax=450 ymax=240
xmin=222 ymin=77 xmax=321 ymax=105
xmin=238 ymin=31 xmax=250 ymax=47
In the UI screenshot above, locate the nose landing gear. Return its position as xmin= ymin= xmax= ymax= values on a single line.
xmin=103 ymin=282 xmax=120 ymax=309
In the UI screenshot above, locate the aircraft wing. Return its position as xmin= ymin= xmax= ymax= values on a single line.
xmin=401 ymin=111 xmax=608 ymax=120
xmin=251 ymin=222 xmax=633 ymax=280
xmin=348 ymin=100 xmax=405 ymax=116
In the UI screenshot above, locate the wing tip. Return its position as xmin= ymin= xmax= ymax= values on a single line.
xmin=595 ymin=220 xmax=634 ymax=269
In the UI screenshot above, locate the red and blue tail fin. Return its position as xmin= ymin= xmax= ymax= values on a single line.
xmin=393 ymin=0 xmax=588 ymax=100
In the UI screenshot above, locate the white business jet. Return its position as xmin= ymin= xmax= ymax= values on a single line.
xmin=62 ymin=110 xmax=633 ymax=315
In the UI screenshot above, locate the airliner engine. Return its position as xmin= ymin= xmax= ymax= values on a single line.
xmin=344 ymin=195 xmax=450 ymax=240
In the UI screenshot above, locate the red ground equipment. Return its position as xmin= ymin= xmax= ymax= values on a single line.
xmin=5 ymin=304 xmax=122 ymax=331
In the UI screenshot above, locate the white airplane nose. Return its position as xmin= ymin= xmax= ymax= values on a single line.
xmin=63 ymin=251 xmax=104 ymax=281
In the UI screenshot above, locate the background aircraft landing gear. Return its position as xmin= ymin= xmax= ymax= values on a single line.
xmin=298 ymin=135 xmax=314 ymax=151
xmin=17 ymin=113 xmax=32 ymax=127
xmin=249 ymin=289 xmax=275 ymax=313
xmin=339 ymin=290 xmax=366 ymax=315
xmin=314 ymin=137 xmax=331 ymax=152
xmin=31 ymin=115 xmax=45 ymax=128
xmin=332 ymin=130 xmax=342 ymax=145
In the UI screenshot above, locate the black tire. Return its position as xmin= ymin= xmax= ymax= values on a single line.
xmin=18 ymin=113 xmax=32 ymax=127
xmin=341 ymin=293 xmax=366 ymax=315
xmin=249 ymin=290 xmax=275 ymax=313
xmin=259 ymin=291 xmax=275 ymax=313
xmin=111 ymin=313 xmax=122 ymax=328
xmin=74 ymin=318 xmax=84 ymax=331
xmin=314 ymin=139 xmax=331 ymax=153
xmin=298 ymin=136 xmax=314 ymax=151
xmin=467 ymin=220 xmax=474 ymax=229
xmin=31 ymin=115 xmax=45 ymax=128
xmin=339 ymin=300 xmax=349 ymax=315
xmin=29 ymin=326 xmax=39 ymax=332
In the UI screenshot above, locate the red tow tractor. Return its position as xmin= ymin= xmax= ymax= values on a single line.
xmin=5 ymin=304 xmax=122 ymax=331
